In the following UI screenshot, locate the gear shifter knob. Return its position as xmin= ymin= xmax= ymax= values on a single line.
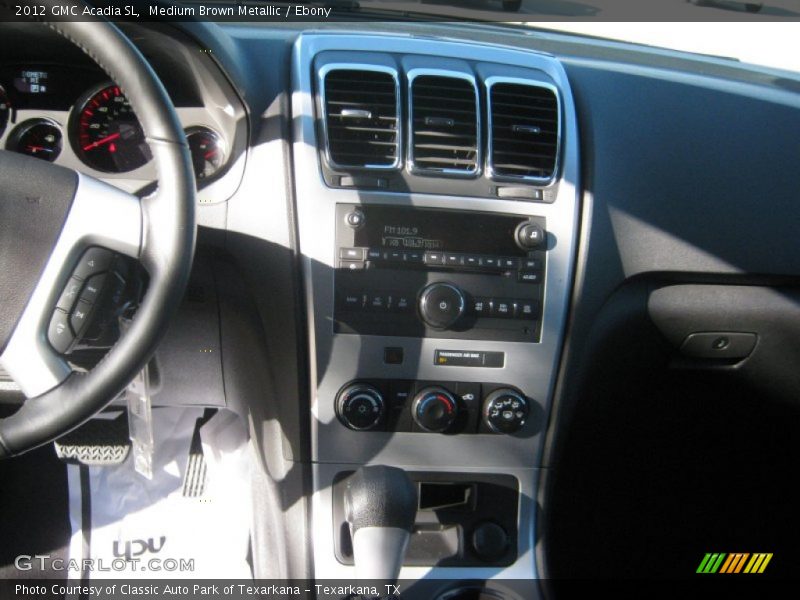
xmin=345 ymin=465 xmax=418 ymax=582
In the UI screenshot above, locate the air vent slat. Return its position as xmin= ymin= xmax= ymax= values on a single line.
xmin=414 ymin=156 xmax=477 ymax=166
xmin=414 ymin=143 xmax=478 ymax=152
xmin=489 ymin=82 xmax=559 ymax=181
xmin=323 ymin=69 xmax=399 ymax=169
xmin=410 ymin=74 xmax=479 ymax=175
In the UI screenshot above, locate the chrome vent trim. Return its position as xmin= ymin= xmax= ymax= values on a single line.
xmin=407 ymin=70 xmax=481 ymax=178
xmin=487 ymin=77 xmax=561 ymax=184
xmin=319 ymin=64 xmax=402 ymax=170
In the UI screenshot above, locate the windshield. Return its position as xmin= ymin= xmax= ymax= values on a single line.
xmin=528 ymin=22 xmax=800 ymax=74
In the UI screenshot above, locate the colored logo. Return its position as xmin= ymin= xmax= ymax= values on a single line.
xmin=697 ymin=552 xmax=773 ymax=574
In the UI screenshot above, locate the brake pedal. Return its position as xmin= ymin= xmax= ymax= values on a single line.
xmin=54 ymin=412 xmax=130 ymax=466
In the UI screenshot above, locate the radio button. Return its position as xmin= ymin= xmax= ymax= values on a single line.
xmin=339 ymin=260 xmax=365 ymax=271
xmin=424 ymin=251 xmax=445 ymax=265
xmin=386 ymin=250 xmax=404 ymax=262
xmin=444 ymin=253 xmax=464 ymax=267
xmin=464 ymin=255 xmax=480 ymax=268
xmin=393 ymin=295 xmax=412 ymax=313
xmin=522 ymin=258 xmax=543 ymax=270
xmin=367 ymin=248 xmax=382 ymax=261
xmin=516 ymin=300 xmax=539 ymax=319
xmin=405 ymin=251 xmax=423 ymax=263
xmin=339 ymin=247 xmax=365 ymax=260
xmin=499 ymin=257 xmax=519 ymax=269
xmin=479 ymin=256 xmax=500 ymax=269
xmin=368 ymin=294 xmax=387 ymax=311
xmin=470 ymin=297 xmax=491 ymax=317
xmin=339 ymin=293 xmax=365 ymax=311
xmin=491 ymin=299 xmax=515 ymax=318
xmin=518 ymin=270 xmax=543 ymax=284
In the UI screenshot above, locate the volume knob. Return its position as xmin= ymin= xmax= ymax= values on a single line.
xmin=336 ymin=383 xmax=386 ymax=431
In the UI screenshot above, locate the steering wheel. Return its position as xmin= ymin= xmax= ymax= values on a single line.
xmin=0 ymin=18 xmax=196 ymax=458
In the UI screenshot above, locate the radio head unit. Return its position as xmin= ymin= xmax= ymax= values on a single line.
xmin=334 ymin=204 xmax=547 ymax=343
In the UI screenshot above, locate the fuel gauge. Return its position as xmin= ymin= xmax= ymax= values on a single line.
xmin=185 ymin=126 xmax=225 ymax=182
xmin=7 ymin=118 xmax=62 ymax=162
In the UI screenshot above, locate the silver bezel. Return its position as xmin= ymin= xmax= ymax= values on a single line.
xmin=406 ymin=68 xmax=482 ymax=179
xmin=317 ymin=63 xmax=402 ymax=171
xmin=485 ymin=76 xmax=562 ymax=186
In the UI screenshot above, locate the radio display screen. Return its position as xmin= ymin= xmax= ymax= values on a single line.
xmin=353 ymin=206 xmax=525 ymax=255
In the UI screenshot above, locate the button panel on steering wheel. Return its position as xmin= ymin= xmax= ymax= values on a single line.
xmin=47 ymin=247 xmax=128 ymax=354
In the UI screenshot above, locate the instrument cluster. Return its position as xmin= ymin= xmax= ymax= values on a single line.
xmin=0 ymin=64 xmax=228 ymax=184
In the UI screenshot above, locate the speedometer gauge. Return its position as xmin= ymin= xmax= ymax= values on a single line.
xmin=0 ymin=85 xmax=10 ymax=138
xmin=70 ymin=84 xmax=151 ymax=173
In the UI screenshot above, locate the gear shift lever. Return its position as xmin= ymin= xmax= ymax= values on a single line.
xmin=345 ymin=465 xmax=418 ymax=582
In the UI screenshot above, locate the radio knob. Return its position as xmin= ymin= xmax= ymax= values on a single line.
xmin=482 ymin=389 xmax=530 ymax=434
xmin=412 ymin=386 xmax=460 ymax=433
xmin=336 ymin=383 xmax=386 ymax=431
xmin=418 ymin=283 xmax=465 ymax=329
xmin=515 ymin=221 xmax=546 ymax=250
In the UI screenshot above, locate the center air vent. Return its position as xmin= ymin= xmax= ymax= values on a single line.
xmin=322 ymin=68 xmax=400 ymax=169
xmin=409 ymin=73 xmax=480 ymax=176
xmin=488 ymin=81 xmax=559 ymax=183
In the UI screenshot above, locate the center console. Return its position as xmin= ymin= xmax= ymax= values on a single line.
xmin=291 ymin=33 xmax=580 ymax=592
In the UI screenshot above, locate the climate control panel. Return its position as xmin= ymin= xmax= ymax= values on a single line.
xmin=335 ymin=379 xmax=534 ymax=435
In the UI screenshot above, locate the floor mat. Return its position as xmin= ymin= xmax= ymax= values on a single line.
xmin=66 ymin=408 xmax=252 ymax=580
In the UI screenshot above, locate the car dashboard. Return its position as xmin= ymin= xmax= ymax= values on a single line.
xmin=2 ymin=17 xmax=800 ymax=592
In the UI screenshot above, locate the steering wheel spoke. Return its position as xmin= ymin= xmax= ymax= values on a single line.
xmin=0 ymin=174 xmax=142 ymax=399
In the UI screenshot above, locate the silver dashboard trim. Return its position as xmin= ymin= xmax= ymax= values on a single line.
xmin=292 ymin=32 xmax=580 ymax=582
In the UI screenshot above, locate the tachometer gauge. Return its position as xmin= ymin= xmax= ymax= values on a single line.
xmin=185 ymin=126 xmax=225 ymax=181
xmin=0 ymin=85 xmax=10 ymax=138
xmin=71 ymin=84 xmax=151 ymax=173
xmin=6 ymin=118 xmax=62 ymax=162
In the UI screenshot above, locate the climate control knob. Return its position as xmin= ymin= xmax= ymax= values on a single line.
xmin=412 ymin=386 xmax=460 ymax=433
xmin=482 ymin=389 xmax=530 ymax=434
xmin=418 ymin=283 xmax=465 ymax=329
xmin=336 ymin=383 xmax=386 ymax=431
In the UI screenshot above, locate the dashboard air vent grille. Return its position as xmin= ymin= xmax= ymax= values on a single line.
xmin=323 ymin=68 xmax=400 ymax=169
xmin=410 ymin=75 xmax=479 ymax=175
xmin=489 ymin=82 xmax=559 ymax=181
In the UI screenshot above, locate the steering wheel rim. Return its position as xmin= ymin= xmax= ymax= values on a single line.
xmin=0 ymin=16 xmax=196 ymax=457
